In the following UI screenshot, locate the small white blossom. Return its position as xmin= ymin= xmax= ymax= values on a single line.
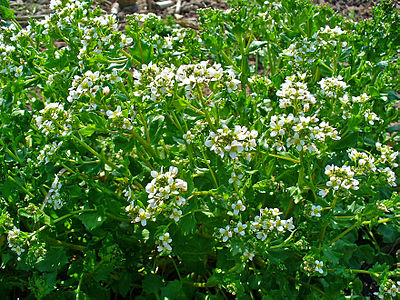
xmin=219 ymin=226 xmax=232 ymax=242
xmin=169 ymin=208 xmax=182 ymax=222
xmin=157 ymin=232 xmax=172 ymax=252
xmin=310 ymin=205 xmax=322 ymax=217
xmin=231 ymin=200 xmax=246 ymax=215
xmin=233 ymin=222 xmax=247 ymax=236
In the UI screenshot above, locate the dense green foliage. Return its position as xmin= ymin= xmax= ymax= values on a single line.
xmin=1 ymin=0 xmax=399 ymax=298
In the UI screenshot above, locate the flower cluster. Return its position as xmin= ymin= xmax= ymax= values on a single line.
xmin=374 ymin=280 xmax=400 ymax=299
xmin=276 ymin=73 xmax=316 ymax=111
xmin=0 ymin=27 xmax=17 ymax=74
xmin=324 ymin=164 xmax=359 ymax=193
xmin=182 ymin=119 xmax=210 ymax=144
xmin=250 ymin=207 xmax=295 ymax=241
xmin=317 ymin=25 xmax=346 ymax=41
xmin=376 ymin=143 xmax=399 ymax=168
xmin=152 ymin=28 xmax=195 ymax=55
xmin=302 ymin=256 xmax=325 ymax=276
xmin=35 ymin=103 xmax=72 ymax=136
xmin=231 ymin=199 xmax=246 ymax=215
xmin=266 ymin=113 xmax=340 ymax=153
xmin=347 ymin=145 xmax=397 ymax=187
xmin=68 ymin=70 xmax=121 ymax=102
xmin=133 ymin=62 xmax=175 ymax=101
xmin=131 ymin=13 xmax=161 ymax=23
xmin=48 ymin=179 xmax=63 ymax=210
xmin=157 ymin=232 xmax=172 ymax=252
xmin=242 ymin=249 xmax=255 ymax=261
xmin=347 ymin=148 xmax=377 ymax=174
xmin=133 ymin=61 xmax=240 ymax=102
xmin=106 ymin=106 xmax=133 ymax=130
xmin=37 ymin=142 xmax=63 ymax=164
xmin=205 ymin=125 xmax=258 ymax=159
xmin=126 ymin=167 xmax=188 ymax=227
xmin=218 ymin=206 xmax=294 ymax=247
xmin=364 ymin=109 xmax=381 ymax=125
xmin=146 ymin=167 xmax=188 ymax=204
xmin=318 ymin=75 xmax=348 ymax=98
xmin=339 ymin=93 xmax=371 ymax=120
xmin=7 ymin=227 xmax=26 ymax=261
xmin=279 ymin=25 xmax=348 ymax=68
xmin=229 ymin=172 xmax=244 ymax=186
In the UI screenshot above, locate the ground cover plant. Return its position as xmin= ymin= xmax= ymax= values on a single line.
xmin=0 ymin=0 xmax=399 ymax=298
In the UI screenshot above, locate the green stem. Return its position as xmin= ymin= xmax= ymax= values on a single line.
xmin=3 ymin=146 xmax=22 ymax=164
xmin=268 ymin=153 xmax=300 ymax=164
xmin=129 ymin=129 xmax=160 ymax=160
xmin=122 ymin=49 xmax=141 ymax=66
xmin=71 ymin=135 xmax=119 ymax=170
xmin=192 ymin=190 xmax=217 ymax=196
xmin=270 ymin=229 xmax=297 ymax=249
xmin=171 ymin=111 xmax=183 ymax=133
xmin=45 ymin=237 xmax=86 ymax=252
xmin=319 ymin=60 xmax=334 ymax=74
xmin=196 ymin=86 xmax=215 ymax=131
xmin=362 ymin=216 xmax=399 ymax=225
xmin=105 ymin=212 xmax=131 ymax=223
xmin=7 ymin=174 xmax=35 ymax=198
xmin=349 ymin=269 xmax=380 ymax=278
xmin=169 ymin=256 xmax=183 ymax=281
xmin=201 ymin=150 xmax=218 ymax=188
xmin=135 ymin=148 xmax=154 ymax=170
xmin=138 ymin=110 xmax=151 ymax=143
xmin=318 ymin=220 xmax=329 ymax=248
xmin=328 ymin=222 xmax=359 ymax=247
xmin=220 ymin=49 xmax=235 ymax=66
xmin=75 ymin=272 xmax=85 ymax=300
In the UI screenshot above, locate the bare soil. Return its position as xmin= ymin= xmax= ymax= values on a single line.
xmin=9 ymin=0 xmax=399 ymax=28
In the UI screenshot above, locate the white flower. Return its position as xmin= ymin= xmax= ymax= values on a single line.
xmin=157 ymin=232 xmax=172 ymax=252
xmin=135 ymin=208 xmax=150 ymax=226
xmin=315 ymin=260 xmax=324 ymax=274
xmin=219 ymin=226 xmax=232 ymax=242
xmin=243 ymin=249 xmax=254 ymax=261
xmin=233 ymin=222 xmax=247 ymax=236
xmin=169 ymin=208 xmax=182 ymax=222
xmin=183 ymin=130 xmax=194 ymax=143
xmin=229 ymin=172 xmax=243 ymax=186
xmin=106 ymin=106 xmax=122 ymax=119
xmin=231 ymin=200 xmax=246 ymax=215
xmin=310 ymin=205 xmax=322 ymax=217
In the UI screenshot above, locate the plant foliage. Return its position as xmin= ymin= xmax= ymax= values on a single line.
xmin=0 ymin=0 xmax=399 ymax=298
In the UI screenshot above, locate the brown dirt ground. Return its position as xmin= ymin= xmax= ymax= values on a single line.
xmin=9 ymin=0 xmax=399 ymax=27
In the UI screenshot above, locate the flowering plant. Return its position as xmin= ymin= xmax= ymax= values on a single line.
xmin=1 ymin=0 xmax=399 ymax=298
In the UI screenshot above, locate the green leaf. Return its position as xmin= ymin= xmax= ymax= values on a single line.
xmin=0 ymin=5 xmax=14 ymax=20
xmin=322 ymin=246 xmax=342 ymax=265
xmin=179 ymin=213 xmax=196 ymax=236
xmin=161 ymin=280 xmax=186 ymax=300
xmin=142 ymin=274 xmax=163 ymax=295
xmin=377 ymin=223 xmax=400 ymax=243
xmin=387 ymin=126 xmax=400 ymax=133
xmin=0 ymin=0 xmax=10 ymax=8
xmin=35 ymin=248 xmax=68 ymax=272
xmin=114 ymin=271 xmax=132 ymax=297
xmin=79 ymin=211 xmax=106 ymax=231
xmin=79 ymin=125 xmax=96 ymax=137
xmin=129 ymin=40 xmax=153 ymax=65
xmin=332 ymin=131 xmax=358 ymax=150
xmin=92 ymin=263 xmax=113 ymax=282
xmin=248 ymin=41 xmax=268 ymax=54
xmin=148 ymin=115 xmax=165 ymax=143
